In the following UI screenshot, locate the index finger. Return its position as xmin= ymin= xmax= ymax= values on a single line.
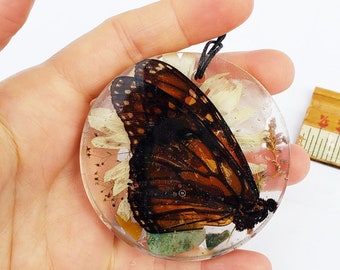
xmin=47 ymin=0 xmax=254 ymax=101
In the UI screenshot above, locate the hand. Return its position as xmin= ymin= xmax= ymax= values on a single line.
xmin=0 ymin=0 xmax=34 ymax=50
xmin=0 ymin=0 xmax=309 ymax=269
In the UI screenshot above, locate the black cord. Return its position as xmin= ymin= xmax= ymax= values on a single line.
xmin=194 ymin=34 xmax=226 ymax=80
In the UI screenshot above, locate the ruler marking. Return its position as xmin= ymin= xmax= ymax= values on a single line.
xmin=321 ymin=134 xmax=329 ymax=160
xmin=310 ymin=128 xmax=321 ymax=155
xmin=321 ymin=137 xmax=328 ymax=160
xmin=306 ymin=128 xmax=315 ymax=153
xmin=330 ymin=134 xmax=340 ymax=163
xmin=303 ymin=126 xmax=311 ymax=149
xmin=335 ymin=138 xmax=340 ymax=164
xmin=314 ymin=137 xmax=323 ymax=158
xmin=300 ymin=130 xmax=306 ymax=148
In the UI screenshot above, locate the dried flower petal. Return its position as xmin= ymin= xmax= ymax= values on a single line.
xmin=249 ymin=162 xmax=267 ymax=174
xmin=117 ymin=196 xmax=132 ymax=221
xmin=91 ymin=134 xmax=130 ymax=149
xmin=88 ymin=108 xmax=123 ymax=134
xmin=88 ymin=108 xmax=130 ymax=149
xmin=162 ymin=53 xmax=196 ymax=78
xmin=234 ymin=130 xmax=269 ymax=152
xmin=104 ymin=159 xmax=131 ymax=195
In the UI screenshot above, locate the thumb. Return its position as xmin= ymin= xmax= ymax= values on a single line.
xmin=0 ymin=0 xmax=34 ymax=50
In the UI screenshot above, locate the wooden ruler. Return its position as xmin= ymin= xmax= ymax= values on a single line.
xmin=297 ymin=87 xmax=340 ymax=168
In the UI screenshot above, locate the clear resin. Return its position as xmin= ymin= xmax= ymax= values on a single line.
xmin=80 ymin=52 xmax=289 ymax=260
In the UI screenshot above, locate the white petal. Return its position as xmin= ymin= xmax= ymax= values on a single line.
xmin=91 ymin=135 xmax=130 ymax=149
xmin=162 ymin=53 xmax=196 ymax=78
xmin=235 ymin=130 xmax=269 ymax=152
xmin=117 ymin=196 xmax=132 ymax=222
xmin=224 ymin=108 xmax=254 ymax=127
xmin=104 ymin=159 xmax=131 ymax=196
xmin=203 ymin=74 xmax=243 ymax=115
xmin=88 ymin=108 xmax=125 ymax=135
xmin=249 ymin=163 xmax=267 ymax=174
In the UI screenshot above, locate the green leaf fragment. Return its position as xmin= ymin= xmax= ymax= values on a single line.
xmin=147 ymin=230 xmax=206 ymax=256
xmin=206 ymin=230 xmax=230 ymax=250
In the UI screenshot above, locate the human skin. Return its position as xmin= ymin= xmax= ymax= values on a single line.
xmin=0 ymin=0 xmax=309 ymax=269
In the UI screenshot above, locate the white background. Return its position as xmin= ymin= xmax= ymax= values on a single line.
xmin=1 ymin=1 xmax=339 ymax=269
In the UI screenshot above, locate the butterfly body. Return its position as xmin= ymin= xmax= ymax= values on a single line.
xmin=110 ymin=59 xmax=277 ymax=234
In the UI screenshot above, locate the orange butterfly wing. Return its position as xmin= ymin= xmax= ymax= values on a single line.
xmin=110 ymin=59 xmax=277 ymax=233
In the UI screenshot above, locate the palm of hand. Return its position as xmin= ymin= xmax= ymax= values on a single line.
xmin=1 ymin=66 xmax=223 ymax=270
xmin=0 ymin=68 xmax=115 ymax=269
xmin=0 ymin=1 xmax=310 ymax=269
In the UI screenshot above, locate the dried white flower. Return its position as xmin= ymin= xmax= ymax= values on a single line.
xmin=249 ymin=162 xmax=267 ymax=175
xmin=162 ymin=53 xmax=196 ymax=78
xmin=117 ymin=196 xmax=132 ymax=222
xmin=88 ymin=108 xmax=130 ymax=149
xmin=104 ymin=158 xmax=132 ymax=196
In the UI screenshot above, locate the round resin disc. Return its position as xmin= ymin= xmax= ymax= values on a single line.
xmin=80 ymin=52 xmax=289 ymax=260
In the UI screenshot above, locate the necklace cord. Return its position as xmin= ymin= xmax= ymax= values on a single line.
xmin=194 ymin=34 xmax=226 ymax=80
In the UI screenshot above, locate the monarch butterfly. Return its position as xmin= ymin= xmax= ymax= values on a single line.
xmin=110 ymin=59 xmax=277 ymax=234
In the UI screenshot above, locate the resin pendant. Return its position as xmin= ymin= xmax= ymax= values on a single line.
xmin=80 ymin=52 xmax=289 ymax=260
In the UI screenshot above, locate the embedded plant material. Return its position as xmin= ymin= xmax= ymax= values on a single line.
xmin=264 ymin=118 xmax=289 ymax=176
xmin=80 ymin=52 xmax=289 ymax=259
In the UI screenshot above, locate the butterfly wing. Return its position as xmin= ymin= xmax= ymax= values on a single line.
xmin=135 ymin=59 xmax=259 ymax=199
xmin=110 ymin=59 xmax=277 ymax=233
